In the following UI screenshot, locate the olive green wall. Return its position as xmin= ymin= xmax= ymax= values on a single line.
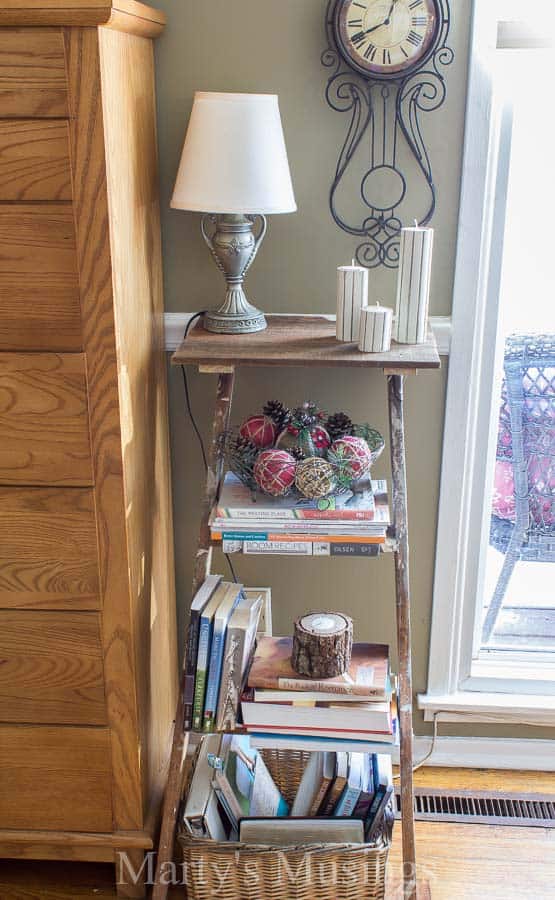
xmin=153 ymin=0 xmax=482 ymax=737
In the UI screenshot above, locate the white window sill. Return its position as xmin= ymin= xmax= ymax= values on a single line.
xmin=418 ymin=691 xmax=555 ymax=726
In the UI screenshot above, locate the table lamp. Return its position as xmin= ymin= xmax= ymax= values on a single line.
xmin=171 ymin=91 xmax=297 ymax=334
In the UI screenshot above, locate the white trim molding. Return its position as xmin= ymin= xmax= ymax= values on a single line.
xmin=419 ymin=692 xmax=555 ymax=728
xmin=406 ymin=735 xmax=555 ymax=771
xmin=164 ymin=312 xmax=452 ymax=355
xmin=420 ymin=0 xmax=555 ymax=728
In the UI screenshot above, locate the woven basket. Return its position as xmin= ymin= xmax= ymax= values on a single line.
xmin=179 ymin=748 xmax=390 ymax=900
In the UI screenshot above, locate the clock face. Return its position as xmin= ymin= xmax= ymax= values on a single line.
xmin=334 ymin=0 xmax=439 ymax=79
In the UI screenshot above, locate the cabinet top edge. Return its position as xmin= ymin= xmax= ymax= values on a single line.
xmin=0 ymin=1 xmax=166 ymax=36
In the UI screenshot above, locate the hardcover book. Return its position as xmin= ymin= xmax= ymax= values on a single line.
xmin=334 ymin=752 xmax=365 ymax=816
xmin=241 ymin=694 xmax=393 ymax=734
xmin=250 ymin=732 xmax=398 ymax=754
xmin=290 ymin=751 xmax=335 ymax=817
xmin=247 ymin=637 xmax=390 ymax=698
xmin=203 ymin=583 xmax=244 ymax=731
xmin=352 ymin=754 xmax=376 ymax=820
xmin=184 ymin=574 xmax=222 ymax=731
xmin=215 ymin=592 xmax=263 ymax=731
xmin=320 ymin=752 xmax=349 ymax=816
xmin=239 ymin=817 xmax=364 ymax=846
xmin=192 ymin=582 xmax=229 ymax=730
xmin=216 ymin=472 xmax=388 ymax=521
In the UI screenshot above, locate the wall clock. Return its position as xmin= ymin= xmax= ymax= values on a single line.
xmin=322 ymin=0 xmax=453 ymax=268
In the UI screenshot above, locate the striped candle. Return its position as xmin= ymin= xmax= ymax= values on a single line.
xmin=394 ymin=225 xmax=434 ymax=344
xmin=336 ymin=260 xmax=368 ymax=342
xmin=358 ymin=303 xmax=393 ymax=353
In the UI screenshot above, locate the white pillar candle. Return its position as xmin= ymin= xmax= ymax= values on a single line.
xmin=394 ymin=224 xmax=434 ymax=344
xmin=336 ymin=259 xmax=368 ymax=342
xmin=358 ymin=302 xmax=393 ymax=353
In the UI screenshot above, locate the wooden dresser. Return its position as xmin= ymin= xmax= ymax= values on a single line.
xmin=0 ymin=2 xmax=177 ymax=895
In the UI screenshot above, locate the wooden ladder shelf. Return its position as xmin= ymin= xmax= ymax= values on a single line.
xmin=154 ymin=314 xmax=441 ymax=900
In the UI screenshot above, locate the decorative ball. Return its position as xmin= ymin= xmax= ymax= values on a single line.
xmin=239 ymin=415 xmax=277 ymax=449
xmin=276 ymin=423 xmax=331 ymax=458
xmin=254 ymin=449 xmax=296 ymax=496
xmin=352 ymin=424 xmax=385 ymax=464
xmin=330 ymin=435 xmax=373 ymax=480
xmin=295 ymin=457 xmax=336 ymax=499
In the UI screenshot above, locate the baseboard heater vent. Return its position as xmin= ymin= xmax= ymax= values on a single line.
xmin=394 ymin=788 xmax=555 ymax=827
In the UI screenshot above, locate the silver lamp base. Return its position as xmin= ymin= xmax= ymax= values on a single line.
xmin=200 ymin=213 xmax=268 ymax=335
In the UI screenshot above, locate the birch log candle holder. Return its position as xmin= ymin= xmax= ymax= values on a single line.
xmin=358 ymin=302 xmax=393 ymax=353
xmin=291 ymin=611 xmax=353 ymax=678
xmin=336 ymin=260 xmax=368 ymax=341
xmin=395 ymin=223 xmax=434 ymax=344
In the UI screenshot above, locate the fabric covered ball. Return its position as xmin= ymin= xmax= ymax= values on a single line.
xmin=239 ymin=415 xmax=277 ymax=449
xmin=295 ymin=457 xmax=336 ymax=499
xmin=254 ymin=449 xmax=296 ymax=496
xmin=330 ymin=435 xmax=373 ymax=480
xmin=276 ymin=423 xmax=331 ymax=458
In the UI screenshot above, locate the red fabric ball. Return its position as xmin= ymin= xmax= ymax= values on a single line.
xmin=239 ymin=415 xmax=277 ymax=449
xmin=311 ymin=425 xmax=331 ymax=451
xmin=331 ymin=435 xmax=373 ymax=479
xmin=254 ymin=449 xmax=296 ymax=496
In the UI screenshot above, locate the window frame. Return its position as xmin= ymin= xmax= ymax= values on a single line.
xmin=418 ymin=0 xmax=555 ymax=726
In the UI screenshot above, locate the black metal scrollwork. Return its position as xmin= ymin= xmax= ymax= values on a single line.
xmin=322 ymin=0 xmax=453 ymax=269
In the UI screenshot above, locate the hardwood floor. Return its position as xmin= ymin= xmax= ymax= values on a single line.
xmin=0 ymin=768 xmax=553 ymax=899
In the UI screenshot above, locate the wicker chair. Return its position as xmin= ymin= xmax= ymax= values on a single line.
xmin=484 ymin=334 xmax=555 ymax=643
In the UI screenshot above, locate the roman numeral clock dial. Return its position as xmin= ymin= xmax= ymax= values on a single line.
xmin=335 ymin=0 xmax=438 ymax=78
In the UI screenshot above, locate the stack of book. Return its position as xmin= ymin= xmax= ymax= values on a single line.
xmin=288 ymin=748 xmax=394 ymax=842
xmin=183 ymin=734 xmax=393 ymax=845
xmin=242 ymin=636 xmax=398 ymax=753
xmin=184 ymin=575 xmax=264 ymax=733
xmin=211 ymin=472 xmax=390 ymax=557
xmin=183 ymin=733 xmax=289 ymax=842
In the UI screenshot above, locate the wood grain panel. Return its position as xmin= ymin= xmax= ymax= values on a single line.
xmin=0 ymin=486 xmax=99 ymax=611
xmin=0 ymin=3 xmax=165 ymax=38
xmin=0 ymin=610 xmax=105 ymax=724
xmin=0 ymin=28 xmax=68 ymax=117
xmin=0 ymin=353 xmax=92 ymax=485
xmin=65 ymin=26 xmax=142 ymax=833
xmin=0 ymin=120 xmax=71 ymax=199
xmin=172 ymin=316 xmax=441 ymax=370
xmin=0 ymin=725 xmax=112 ymax=831
xmin=99 ymin=24 xmax=177 ymax=822
xmin=0 ymin=204 xmax=82 ymax=350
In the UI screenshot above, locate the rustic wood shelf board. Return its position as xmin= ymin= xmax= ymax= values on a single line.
xmin=171 ymin=315 xmax=440 ymax=371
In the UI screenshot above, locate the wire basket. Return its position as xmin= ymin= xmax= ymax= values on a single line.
xmin=178 ymin=748 xmax=390 ymax=900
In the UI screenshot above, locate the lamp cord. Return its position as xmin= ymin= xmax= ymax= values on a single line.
xmin=180 ymin=311 xmax=238 ymax=584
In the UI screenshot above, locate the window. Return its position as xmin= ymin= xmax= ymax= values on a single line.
xmin=420 ymin=1 xmax=555 ymax=725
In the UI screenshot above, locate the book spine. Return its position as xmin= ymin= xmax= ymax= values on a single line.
xmin=328 ymin=543 xmax=380 ymax=558
xmin=276 ymin=677 xmax=384 ymax=698
xmin=320 ymin=779 xmax=346 ymax=816
xmin=203 ymin=619 xmax=226 ymax=731
xmin=217 ymin=507 xmax=376 ymax=521
xmin=215 ymin=626 xmax=245 ymax=731
xmin=353 ymin=789 xmax=375 ymax=820
xmin=192 ymin=618 xmax=212 ymax=731
xmin=243 ymin=541 xmax=313 ymax=556
xmin=217 ymin=507 xmax=297 ymax=520
xmin=184 ymin=608 xmax=201 ymax=731
xmin=309 ymin=777 xmax=334 ymax=816
xmin=218 ymin=532 xmax=384 ymax=544
xmin=334 ymin=785 xmax=361 ymax=817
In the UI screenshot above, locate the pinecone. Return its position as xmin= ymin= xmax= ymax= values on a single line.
xmin=232 ymin=435 xmax=257 ymax=455
xmin=263 ymin=399 xmax=291 ymax=431
xmin=227 ymin=434 xmax=259 ymax=489
xmin=326 ymin=411 xmax=354 ymax=441
xmin=290 ymin=446 xmax=306 ymax=461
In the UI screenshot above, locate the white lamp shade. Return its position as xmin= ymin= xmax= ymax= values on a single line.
xmin=170 ymin=92 xmax=297 ymax=215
